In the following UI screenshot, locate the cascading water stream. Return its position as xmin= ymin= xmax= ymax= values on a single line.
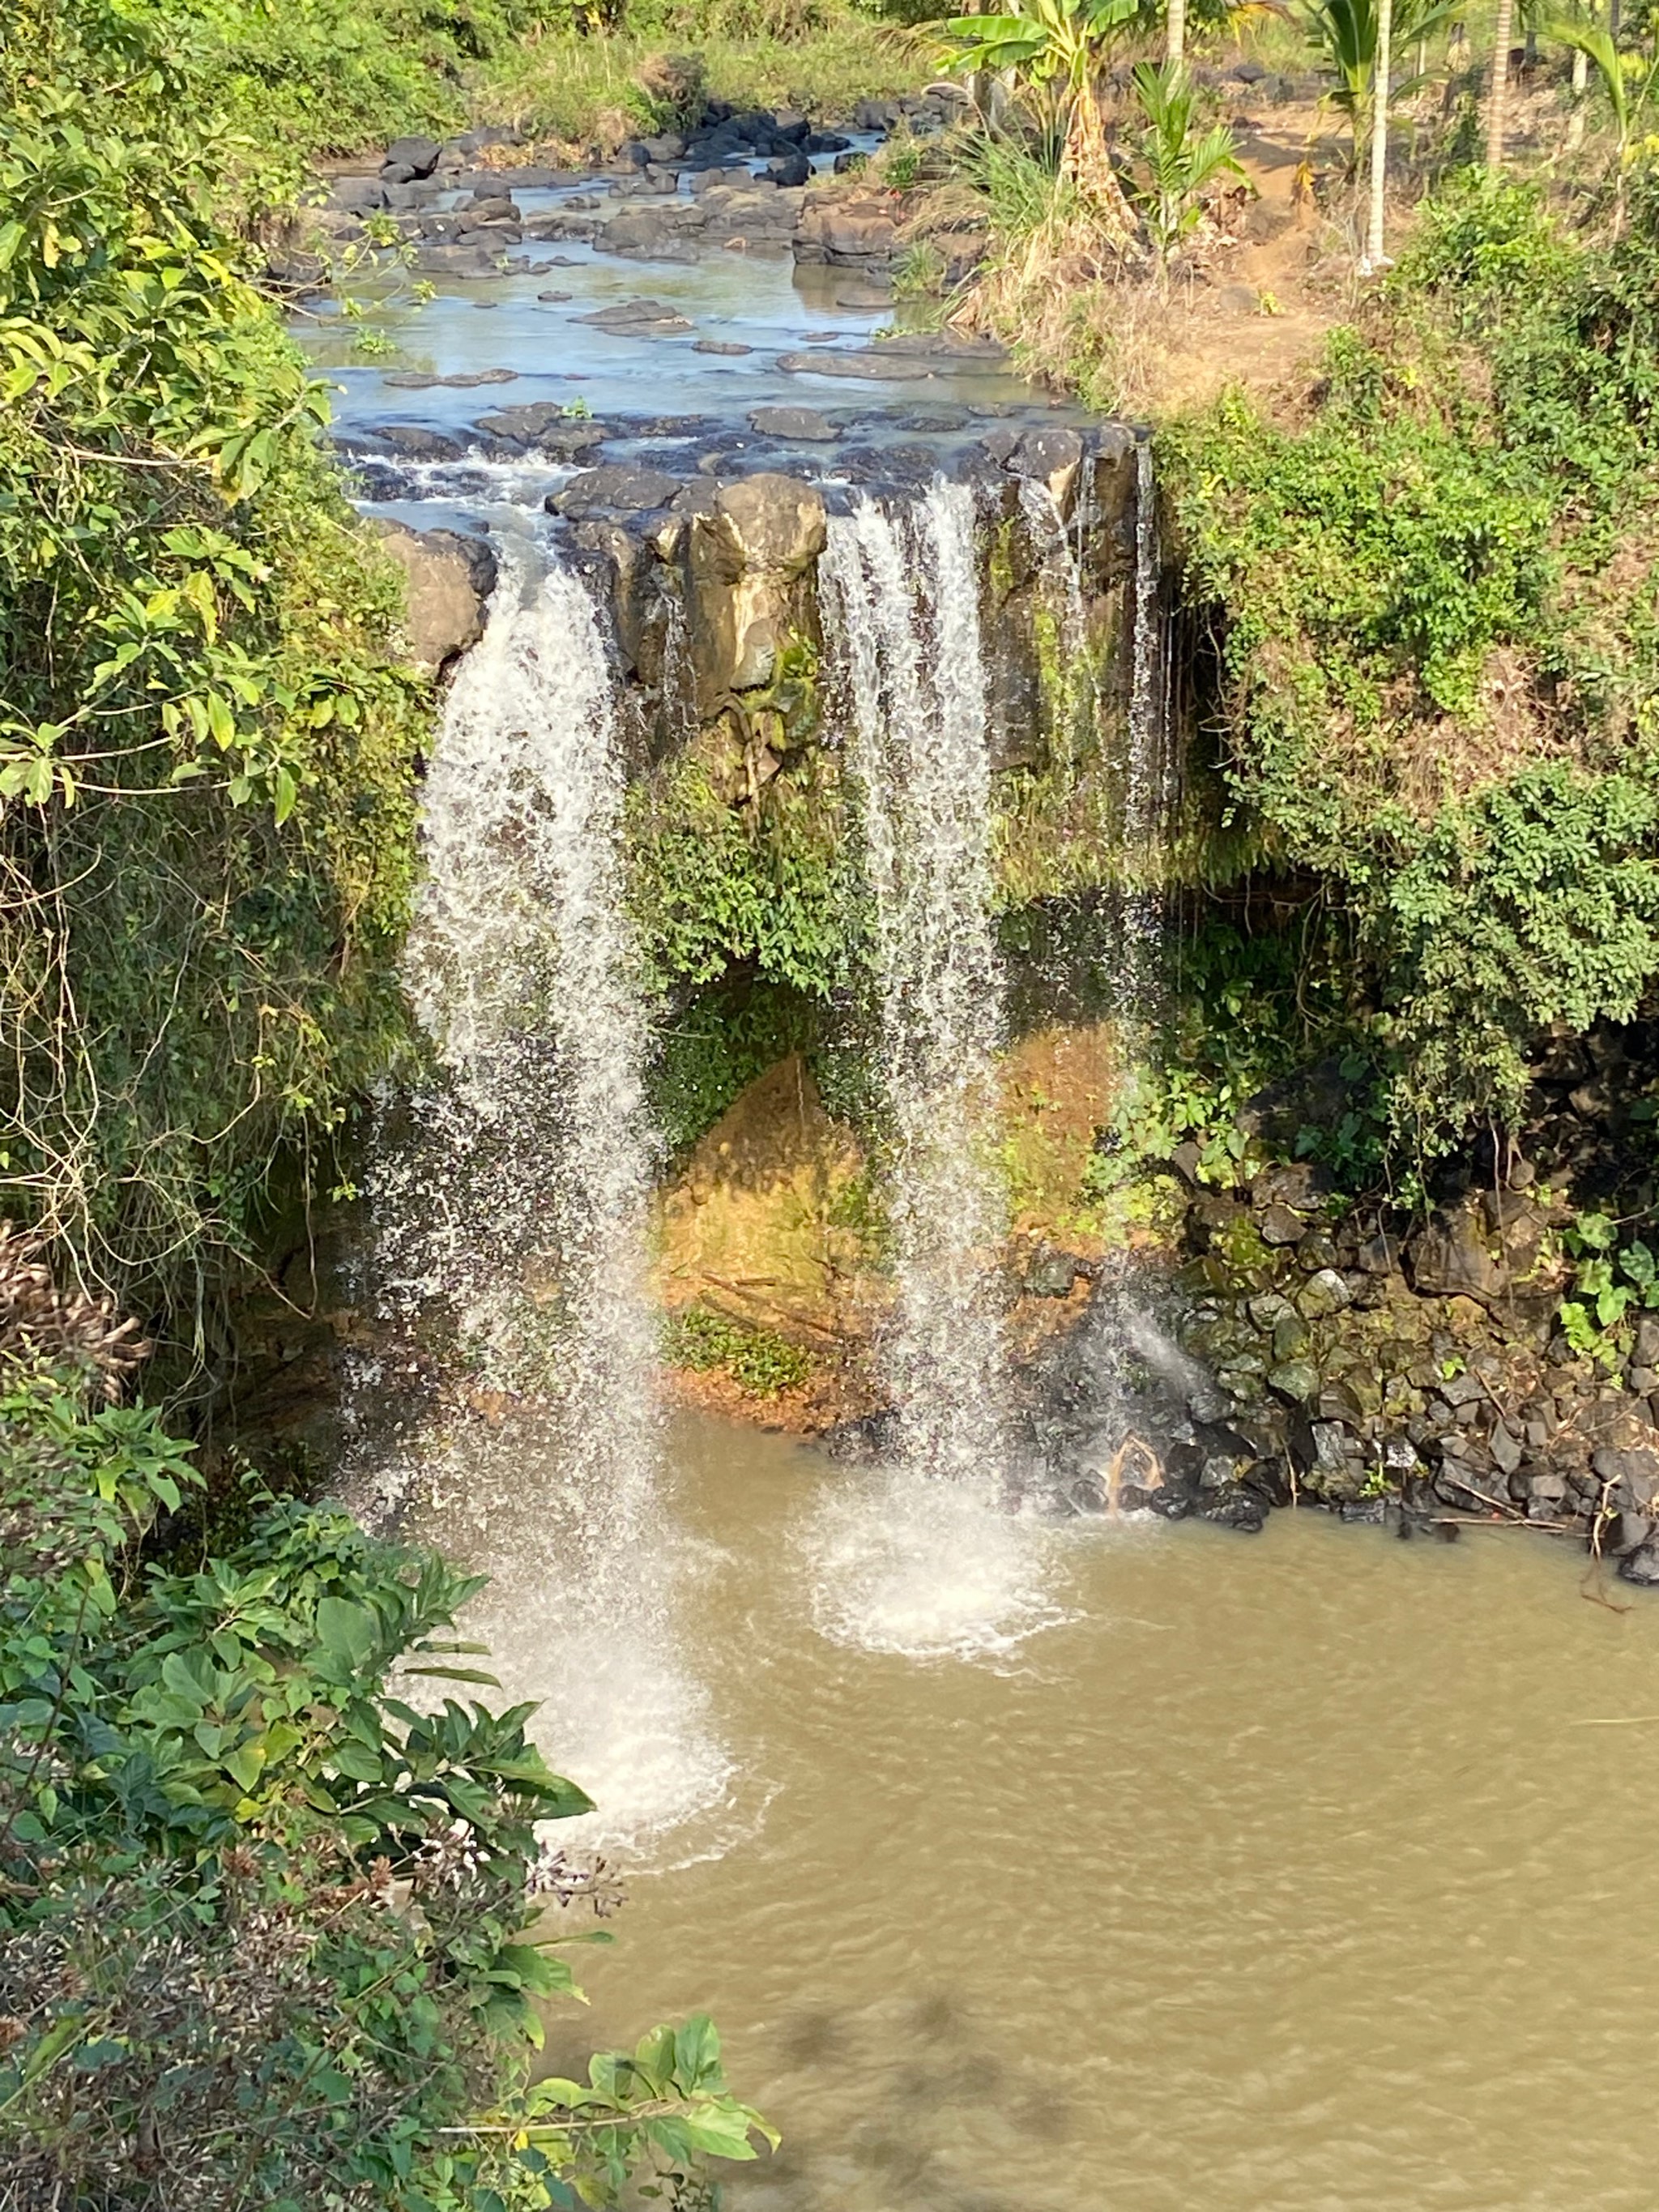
xmin=824 ymin=480 xmax=1010 ymax=1488
xmin=394 ymin=535 xmax=660 ymax=1500
xmin=1123 ymin=437 xmax=1172 ymax=1024
xmin=807 ymin=482 xmax=1064 ymax=1659
xmin=353 ymin=532 xmax=728 ymax=1854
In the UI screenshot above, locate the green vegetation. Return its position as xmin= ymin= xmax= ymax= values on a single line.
xmin=470 ymin=0 xmax=933 ymax=145
xmin=175 ymin=0 xmax=562 ymax=183
xmin=1164 ymin=179 xmax=1659 ymax=1150
xmin=1127 ymin=57 xmax=1243 ymax=264
xmin=663 ymin=1303 xmax=816 ymax=1395
xmin=1296 ymin=0 xmax=1452 ymax=163
xmin=2 ymin=0 xmax=429 ymax=1309
xmin=1558 ymin=1206 xmax=1659 ymax=1359
xmin=0 ymin=1247 xmax=772 ymax=2207
xmin=2 ymin=0 xmax=791 ymax=2195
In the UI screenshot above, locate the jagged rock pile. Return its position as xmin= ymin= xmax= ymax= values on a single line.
xmin=296 ymin=92 xmax=965 ymax=285
xmin=1146 ymin=1153 xmax=1659 ymax=1582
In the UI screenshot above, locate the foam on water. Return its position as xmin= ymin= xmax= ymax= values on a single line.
xmin=801 ymin=1468 xmax=1075 ymax=1666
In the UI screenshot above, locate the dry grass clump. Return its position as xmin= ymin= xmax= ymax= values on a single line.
xmin=0 ymin=1221 xmax=148 ymax=1399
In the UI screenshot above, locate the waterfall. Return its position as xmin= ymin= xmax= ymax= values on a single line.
xmin=378 ymin=534 xmax=659 ymax=1527
xmin=356 ymin=533 xmax=727 ymax=1855
xmin=823 ymin=481 xmax=1010 ymax=1490
xmin=1123 ymin=438 xmax=1171 ymax=1022
xmin=804 ymin=482 xmax=1066 ymax=1660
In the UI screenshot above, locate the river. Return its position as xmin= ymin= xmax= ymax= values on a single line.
xmin=564 ymin=1415 xmax=1659 ymax=2212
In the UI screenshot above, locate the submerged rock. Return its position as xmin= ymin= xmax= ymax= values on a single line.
xmin=748 ymin=405 xmax=839 ymax=441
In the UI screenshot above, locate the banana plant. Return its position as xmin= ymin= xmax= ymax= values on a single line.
xmin=1298 ymin=0 xmax=1458 ymax=165
xmin=942 ymin=0 xmax=1145 ymax=237
xmin=1128 ymin=58 xmax=1247 ymax=266
xmin=1550 ymin=2 xmax=1659 ymax=200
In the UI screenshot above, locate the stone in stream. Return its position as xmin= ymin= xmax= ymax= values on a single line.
xmin=777 ymin=348 xmax=940 ymax=382
xmin=325 ymin=175 xmax=388 ymax=213
xmin=473 ymin=404 xmax=606 ymax=459
xmin=748 ymin=406 xmax=839 ymax=442
xmin=577 ymin=297 xmax=695 ymax=333
xmin=382 ymin=368 xmax=518 ymax=389
xmin=552 ymin=463 xmax=685 ymax=518
xmin=414 ymin=244 xmax=508 ymax=275
xmin=527 ymin=214 xmax=598 ymax=242
xmin=694 ymin=339 xmax=753 ymax=356
xmin=601 ymin=203 xmax=708 ymax=256
xmin=614 ymin=239 xmax=702 ymax=266
xmin=365 ymin=424 xmax=467 ymax=462
xmin=382 ymin=135 xmax=442 ymax=177
xmin=535 ymin=290 xmax=573 ymax=303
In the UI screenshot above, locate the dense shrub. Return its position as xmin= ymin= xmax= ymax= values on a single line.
xmin=0 ymin=1236 xmax=770 ymax=2207
xmin=0 ymin=0 xmax=429 ymax=1306
xmin=1162 ymin=177 xmax=1659 ymax=1147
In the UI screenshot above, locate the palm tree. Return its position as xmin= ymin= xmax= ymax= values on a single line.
xmin=1550 ymin=6 xmax=1659 ymax=219
xmin=1299 ymin=0 xmax=1455 ymax=169
xmin=1363 ymin=0 xmax=1392 ymax=267
xmin=1166 ymin=0 xmax=1188 ymax=65
xmin=1486 ymin=0 xmax=1515 ymax=165
xmin=943 ymin=1 xmax=1142 ymax=240
xmin=1130 ymin=57 xmax=1246 ymax=264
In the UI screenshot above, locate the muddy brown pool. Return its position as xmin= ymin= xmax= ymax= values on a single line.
xmin=521 ymin=1416 xmax=1659 ymax=2212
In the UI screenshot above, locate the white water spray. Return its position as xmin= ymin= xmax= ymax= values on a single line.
xmin=809 ymin=483 xmax=1068 ymax=1659
xmin=359 ymin=535 xmax=727 ymax=1855
xmin=825 ymin=481 xmax=1010 ymax=1488
xmin=1123 ymin=438 xmax=1171 ymax=1019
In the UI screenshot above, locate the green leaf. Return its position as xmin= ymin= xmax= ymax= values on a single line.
xmin=314 ymin=1596 xmax=376 ymax=1669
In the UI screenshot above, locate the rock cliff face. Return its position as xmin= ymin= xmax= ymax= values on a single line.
xmin=552 ymin=431 xmax=1141 ymax=764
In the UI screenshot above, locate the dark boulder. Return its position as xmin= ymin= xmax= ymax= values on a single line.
xmin=748 ymin=404 xmax=839 ymax=442
xmin=383 ymin=134 xmax=441 ymax=177
xmin=551 ymin=463 xmax=684 ymax=517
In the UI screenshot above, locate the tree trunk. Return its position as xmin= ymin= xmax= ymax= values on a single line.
xmin=1485 ymin=0 xmax=1514 ymax=169
xmin=1061 ymin=77 xmax=1137 ymax=245
xmin=1166 ymin=0 xmax=1187 ymax=69
xmin=1364 ymin=0 xmax=1392 ymax=267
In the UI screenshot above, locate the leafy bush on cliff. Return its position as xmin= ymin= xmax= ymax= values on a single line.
xmin=1163 ymin=177 xmax=1659 ymax=1145
xmin=1 ymin=0 xmax=429 ymax=1304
